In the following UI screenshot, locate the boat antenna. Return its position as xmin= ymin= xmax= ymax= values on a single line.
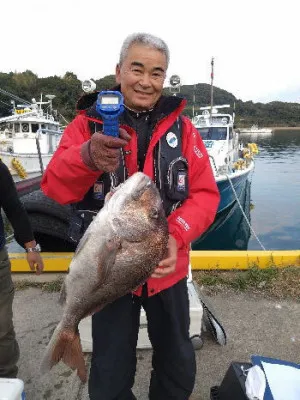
xmin=45 ymin=94 xmax=56 ymax=115
xmin=233 ymin=101 xmax=236 ymax=124
xmin=210 ymin=57 xmax=214 ymax=122
xmin=192 ymin=84 xmax=196 ymax=118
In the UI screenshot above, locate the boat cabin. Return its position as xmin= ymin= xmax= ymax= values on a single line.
xmin=0 ymin=121 xmax=61 ymax=136
xmin=192 ymin=106 xmax=239 ymax=175
xmin=0 ymin=104 xmax=62 ymax=155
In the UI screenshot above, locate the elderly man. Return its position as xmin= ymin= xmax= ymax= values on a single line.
xmin=42 ymin=32 xmax=219 ymax=400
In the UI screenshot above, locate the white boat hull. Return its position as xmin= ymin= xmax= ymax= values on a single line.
xmin=0 ymin=151 xmax=53 ymax=182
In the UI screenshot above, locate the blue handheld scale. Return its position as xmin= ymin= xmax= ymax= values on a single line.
xmin=96 ymin=90 xmax=124 ymax=137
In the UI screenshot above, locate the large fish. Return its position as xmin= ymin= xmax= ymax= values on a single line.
xmin=41 ymin=172 xmax=169 ymax=382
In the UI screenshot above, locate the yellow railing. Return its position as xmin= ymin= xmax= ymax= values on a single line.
xmin=9 ymin=250 xmax=300 ymax=273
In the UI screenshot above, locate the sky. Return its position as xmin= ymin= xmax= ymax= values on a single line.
xmin=1 ymin=0 xmax=299 ymax=103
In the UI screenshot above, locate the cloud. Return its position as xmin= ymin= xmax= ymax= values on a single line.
xmin=1 ymin=0 xmax=299 ymax=103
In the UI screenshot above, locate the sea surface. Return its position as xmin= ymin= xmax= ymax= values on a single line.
xmin=244 ymin=129 xmax=300 ymax=250
xmin=5 ymin=129 xmax=300 ymax=252
xmin=193 ymin=129 xmax=300 ymax=251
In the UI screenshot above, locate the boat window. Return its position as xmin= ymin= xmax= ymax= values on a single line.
xmin=14 ymin=123 xmax=20 ymax=133
xmin=197 ymin=127 xmax=227 ymax=140
xmin=0 ymin=123 xmax=6 ymax=132
xmin=22 ymin=123 xmax=29 ymax=133
xmin=229 ymin=127 xmax=233 ymax=139
xmin=40 ymin=124 xmax=48 ymax=132
xmin=31 ymin=123 xmax=39 ymax=133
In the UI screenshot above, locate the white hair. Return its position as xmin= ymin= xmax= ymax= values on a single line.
xmin=119 ymin=33 xmax=170 ymax=66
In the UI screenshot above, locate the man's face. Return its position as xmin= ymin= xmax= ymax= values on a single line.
xmin=116 ymin=43 xmax=167 ymax=112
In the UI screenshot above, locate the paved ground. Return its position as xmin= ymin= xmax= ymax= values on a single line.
xmin=11 ymin=274 xmax=300 ymax=400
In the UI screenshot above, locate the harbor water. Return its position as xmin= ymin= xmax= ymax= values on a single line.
xmin=194 ymin=129 xmax=300 ymax=251
xmin=243 ymin=129 xmax=300 ymax=250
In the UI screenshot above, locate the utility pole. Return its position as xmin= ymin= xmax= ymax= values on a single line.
xmin=210 ymin=57 xmax=214 ymax=121
xmin=193 ymin=84 xmax=196 ymax=117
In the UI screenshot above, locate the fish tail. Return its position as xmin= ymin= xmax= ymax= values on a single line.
xmin=41 ymin=321 xmax=87 ymax=383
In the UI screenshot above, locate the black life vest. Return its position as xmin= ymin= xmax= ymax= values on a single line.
xmin=68 ymin=117 xmax=188 ymax=244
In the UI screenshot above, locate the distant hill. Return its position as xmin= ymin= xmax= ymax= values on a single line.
xmin=0 ymin=71 xmax=299 ymax=127
xmin=165 ymin=83 xmax=236 ymax=107
xmin=169 ymin=84 xmax=300 ymax=127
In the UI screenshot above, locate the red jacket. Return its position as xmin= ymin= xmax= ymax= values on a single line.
xmin=41 ymin=97 xmax=220 ymax=296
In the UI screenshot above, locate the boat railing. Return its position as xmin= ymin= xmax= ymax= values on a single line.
xmin=209 ymin=155 xmax=218 ymax=175
xmin=209 ymin=155 xmax=233 ymax=177
xmin=42 ymin=113 xmax=58 ymax=122
xmin=38 ymin=128 xmax=63 ymax=135
xmin=1 ymin=128 xmax=63 ymax=139
xmin=0 ymin=111 xmax=37 ymax=123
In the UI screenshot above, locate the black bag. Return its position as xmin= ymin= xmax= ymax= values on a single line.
xmin=210 ymin=362 xmax=253 ymax=400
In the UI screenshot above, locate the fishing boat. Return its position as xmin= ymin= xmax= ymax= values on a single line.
xmin=192 ymin=179 xmax=252 ymax=250
xmin=192 ymin=106 xmax=256 ymax=213
xmin=239 ymin=124 xmax=272 ymax=134
xmin=0 ymin=90 xmax=64 ymax=184
xmin=191 ymin=59 xmax=257 ymax=213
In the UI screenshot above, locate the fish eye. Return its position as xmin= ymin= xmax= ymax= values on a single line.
xmin=150 ymin=208 xmax=159 ymax=219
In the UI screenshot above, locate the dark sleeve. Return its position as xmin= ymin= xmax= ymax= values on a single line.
xmin=0 ymin=161 xmax=34 ymax=247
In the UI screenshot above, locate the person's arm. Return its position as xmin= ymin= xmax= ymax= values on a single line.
xmin=0 ymin=161 xmax=35 ymax=246
xmin=0 ymin=161 xmax=44 ymax=273
xmin=41 ymin=115 xmax=100 ymax=204
xmin=167 ymin=117 xmax=220 ymax=249
xmin=151 ymin=117 xmax=220 ymax=278
xmin=41 ymin=115 xmax=131 ymax=205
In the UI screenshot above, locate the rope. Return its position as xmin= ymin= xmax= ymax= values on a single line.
xmin=226 ymin=171 xmax=266 ymax=251
xmin=0 ymin=87 xmax=31 ymax=106
xmin=249 ymin=161 xmax=255 ymax=185
xmin=58 ymin=112 xmax=69 ymax=125
xmin=5 ymin=234 xmax=14 ymax=241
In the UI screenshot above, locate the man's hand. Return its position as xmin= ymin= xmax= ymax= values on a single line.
xmin=151 ymin=235 xmax=178 ymax=278
xmin=89 ymin=128 xmax=131 ymax=172
xmin=26 ymin=252 xmax=44 ymax=275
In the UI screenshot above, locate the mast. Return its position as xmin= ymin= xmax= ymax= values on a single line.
xmin=192 ymin=84 xmax=196 ymax=118
xmin=210 ymin=57 xmax=214 ymax=121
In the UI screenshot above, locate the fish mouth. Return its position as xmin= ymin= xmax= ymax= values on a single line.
xmin=107 ymin=173 xmax=155 ymax=211
xmin=131 ymin=175 xmax=153 ymax=200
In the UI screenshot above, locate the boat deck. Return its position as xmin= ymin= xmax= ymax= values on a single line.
xmin=15 ymin=175 xmax=42 ymax=197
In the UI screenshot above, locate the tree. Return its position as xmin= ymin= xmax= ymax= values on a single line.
xmin=0 ymin=71 xmax=299 ymax=126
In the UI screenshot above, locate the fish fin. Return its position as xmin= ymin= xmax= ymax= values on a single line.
xmin=104 ymin=191 xmax=113 ymax=203
xmin=41 ymin=322 xmax=87 ymax=383
xmin=97 ymin=236 xmax=121 ymax=281
xmin=74 ymin=231 xmax=91 ymax=258
xmin=58 ymin=281 xmax=67 ymax=305
xmin=61 ymin=331 xmax=87 ymax=382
